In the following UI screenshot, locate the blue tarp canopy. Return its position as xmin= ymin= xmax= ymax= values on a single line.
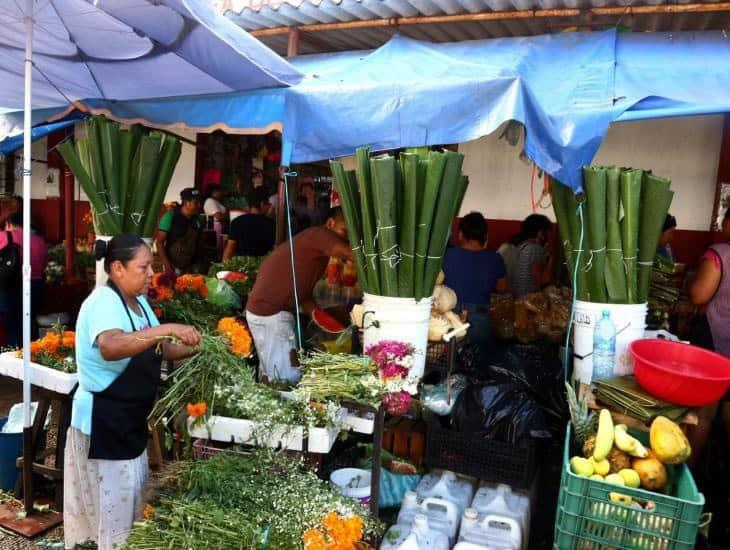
xmin=2 ymin=30 xmax=729 ymax=192
xmin=0 ymin=114 xmax=87 ymax=156
xmin=283 ymin=31 xmax=617 ymax=190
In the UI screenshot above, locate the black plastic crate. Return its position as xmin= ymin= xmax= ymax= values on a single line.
xmin=424 ymin=416 xmax=538 ymax=489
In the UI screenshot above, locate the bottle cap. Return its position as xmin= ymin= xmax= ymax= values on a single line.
xmin=464 ymin=508 xmax=478 ymax=520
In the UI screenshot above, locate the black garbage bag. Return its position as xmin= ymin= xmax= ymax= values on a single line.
xmin=450 ymin=382 xmax=552 ymax=444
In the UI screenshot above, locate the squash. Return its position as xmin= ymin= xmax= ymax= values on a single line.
xmin=432 ymin=285 xmax=457 ymax=313
xmin=350 ymin=304 xmax=364 ymax=328
xmin=650 ymin=416 xmax=691 ymax=464
xmin=428 ymin=315 xmax=451 ymax=342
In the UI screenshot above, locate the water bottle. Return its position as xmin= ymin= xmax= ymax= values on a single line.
xmin=592 ymin=310 xmax=616 ymax=381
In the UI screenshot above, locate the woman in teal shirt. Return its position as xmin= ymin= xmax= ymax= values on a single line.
xmin=64 ymin=235 xmax=200 ymax=550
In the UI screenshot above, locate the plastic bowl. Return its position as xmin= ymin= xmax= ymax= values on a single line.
xmin=629 ymin=339 xmax=730 ymax=406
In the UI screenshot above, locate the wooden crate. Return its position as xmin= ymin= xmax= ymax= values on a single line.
xmin=383 ymin=417 xmax=426 ymax=467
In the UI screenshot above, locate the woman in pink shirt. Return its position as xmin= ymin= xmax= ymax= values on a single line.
xmin=687 ymin=208 xmax=730 ymax=467
xmin=0 ymin=212 xmax=48 ymax=345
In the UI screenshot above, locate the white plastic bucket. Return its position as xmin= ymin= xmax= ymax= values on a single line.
xmin=95 ymin=235 xmax=153 ymax=288
xmin=572 ymin=300 xmax=647 ymax=384
xmin=330 ymin=468 xmax=371 ymax=506
xmin=361 ymin=293 xmax=432 ymax=380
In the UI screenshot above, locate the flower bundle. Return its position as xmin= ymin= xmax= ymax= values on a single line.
xmin=19 ymin=327 xmax=76 ymax=373
xmin=303 ymin=512 xmax=367 ymax=550
xmin=174 ymin=274 xmax=208 ymax=297
xmin=126 ymin=450 xmax=382 ymax=549
xmin=295 ymin=352 xmax=382 ymax=407
xmin=207 ymin=255 xmax=263 ymax=298
xmin=148 ymin=272 xmax=175 ymax=302
xmin=365 ymin=340 xmax=417 ymax=416
xmin=217 ymin=317 xmax=253 ymax=358
xmin=150 ymin=272 xmax=234 ymax=331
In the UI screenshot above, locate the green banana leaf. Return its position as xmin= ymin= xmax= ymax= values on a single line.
xmin=637 ymin=174 xmax=673 ymax=303
xmin=620 ymin=169 xmax=643 ymax=303
xmin=370 ymin=155 xmax=399 ymax=297
xmin=605 ymin=166 xmax=627 ymax=303
xmin=583 ymin=166 xmax=608 ymax=302
xmin=355 ymin=148 xmax=380 ymax=295
xmin=414 ymin=152 xmax=446 ymax=300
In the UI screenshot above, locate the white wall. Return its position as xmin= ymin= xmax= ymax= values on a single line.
xmin=459 ymin=115 xmax=724 ymax=231
xmin=165 ymin=130 xmax=197 ymax=203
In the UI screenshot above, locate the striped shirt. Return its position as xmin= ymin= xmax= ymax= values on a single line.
xmin=514 ymin=241 xmax=546 ymax=297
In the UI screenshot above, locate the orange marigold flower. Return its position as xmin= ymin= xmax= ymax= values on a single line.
xmin=186 ymin=401 xmax=207 ymax=418
xmin=61 ymin=331 xmax=75 ymax=349
xmin=217 ymin=317 xmax=253 ymax=357
xmin=143 ymin=504 xmax=154 ymax=520
xmin=302 ymin=528 xmax=326 ymax=550
xmin=156 ymin=286 xmax=173 ymax=301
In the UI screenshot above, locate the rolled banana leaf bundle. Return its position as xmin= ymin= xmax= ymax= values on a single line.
xmin=551 ymin=166 xmax=672 ymax=305
xmin=331 ymin=147 xmax=468 ymax=298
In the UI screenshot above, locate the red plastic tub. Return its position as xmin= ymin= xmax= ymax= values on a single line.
xmin=629 ymin=339 xmax=730 ymax=406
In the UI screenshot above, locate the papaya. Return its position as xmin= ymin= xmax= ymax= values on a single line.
xmin=650 ymin=416 xmax=691 ymax=464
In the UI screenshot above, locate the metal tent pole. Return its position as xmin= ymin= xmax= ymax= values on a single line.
xmin=21 ymin=0 xmax=34 ymax=514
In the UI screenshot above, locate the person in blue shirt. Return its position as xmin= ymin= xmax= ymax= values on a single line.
xmin=442 ymin=212 xmax=507 ymax=367
xmin=64 ymin=235 xmax=200 ymax=550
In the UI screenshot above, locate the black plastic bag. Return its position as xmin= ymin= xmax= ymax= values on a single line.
xmin=449 ymin=382 xmax=552 ymax=443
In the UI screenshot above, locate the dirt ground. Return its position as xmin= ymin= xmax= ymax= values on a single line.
xmin=0 ymin=376 xmax=65 ymax=549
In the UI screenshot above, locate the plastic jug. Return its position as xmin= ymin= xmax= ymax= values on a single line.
xmin=470 ymin=483 xmax=530 ymax=546
xmin=453 ymin=542 xmax=492 ymax=550
xmin=380 ymin=514 xmax=450 ymax=550
xmin=396 ymin=491 xmax=460 ymax=544
xmin=459 ymin=510 xmax=522 ymax=550
xmin=416 ymin=470 xmax=475 ymax=516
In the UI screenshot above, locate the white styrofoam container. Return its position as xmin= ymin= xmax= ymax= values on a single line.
xmin=187 ymin=415 xmax=340 ymax=454
xmin=0 ymin=352 xmax=77 ymax=394
xmin=343 ymin=409 xmax=375 ymax=434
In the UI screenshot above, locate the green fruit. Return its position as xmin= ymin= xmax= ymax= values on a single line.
xmin=605 ymin=473 xmax=625 ymax=486
xmin=618 ymin=468 xmax=641 ymax=488
xmin=590 ymin=474 xmax=605 ymax=481
xmin=570 ymin=456 xmax=594 ymax=477
xmin=590 ymin=457 xmax=611 ymax=476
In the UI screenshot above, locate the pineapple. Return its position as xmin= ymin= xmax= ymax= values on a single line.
xmin=566 ymin=382 xmax=597 ymax=445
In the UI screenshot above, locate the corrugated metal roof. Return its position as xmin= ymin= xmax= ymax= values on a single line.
xmin=218 ymin=0 xmax=730 ymax=54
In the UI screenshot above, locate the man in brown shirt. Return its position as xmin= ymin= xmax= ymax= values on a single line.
xmin=246 ymin=207 xmax=351 ymax=382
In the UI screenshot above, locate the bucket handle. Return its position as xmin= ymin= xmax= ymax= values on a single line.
xmin=362 ymin=310 xmax=379 ymax=330
xmin=573 ymin=321 xmax=632 ymax=360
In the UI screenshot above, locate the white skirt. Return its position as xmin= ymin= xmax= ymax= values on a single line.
xmin=63 ymin=427 xmax=148 ymax=550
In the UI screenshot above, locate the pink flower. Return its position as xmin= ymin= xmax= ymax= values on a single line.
xmin=365 ymin=341 xmax=415 ymax=369
xmin=382 ymin=391 xmax=412 ymax=416
xmin=380 ymin=363 xmax=408 ymax=379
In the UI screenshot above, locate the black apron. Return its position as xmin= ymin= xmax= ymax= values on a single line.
xmin=88 ymin=283 xmax=162 ymax=460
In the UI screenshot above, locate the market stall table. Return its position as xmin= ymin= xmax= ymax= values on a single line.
xmin=0 ymin=353 xmax=75 ymax=512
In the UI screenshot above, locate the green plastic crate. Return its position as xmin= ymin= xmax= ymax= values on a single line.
xmin=554 ymin=424 xmax=704 ymax=550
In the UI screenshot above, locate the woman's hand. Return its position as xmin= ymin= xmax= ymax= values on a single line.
xmin=164 ymin=324 xmax=201 ymax=347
